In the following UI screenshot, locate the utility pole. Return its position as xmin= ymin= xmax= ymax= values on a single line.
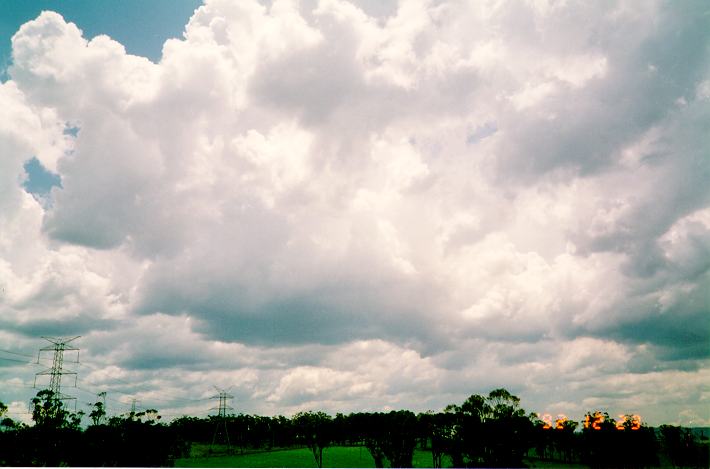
xmin=34 ymin=336 xmax=80 ymax=408
xmin=210 ymin=387 xmax=233 ymax=452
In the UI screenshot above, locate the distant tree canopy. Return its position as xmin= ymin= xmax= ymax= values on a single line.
xmin=0 ymin=389 xmax=188 ymax=467
xmin=659 ymin=424 xmax=709 ymax=469
xmin=1 ymin=388 xmax=707 ymax=467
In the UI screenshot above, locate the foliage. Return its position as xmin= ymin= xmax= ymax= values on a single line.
xmin=428 ymin=390 xmax=534 ymax=467
xmin=0 ymin=400 xmax=14 ymax=431
xmin=2 ymin=388 xmax=706 ymax=468
xmin=659 ymin=424 xmax=709 ymax=469
xmin=293 ymin=411 xmax=333 ymax=468
xmin=380 ymin=410 xmax=418 ymax=468
xmin=30 ymin=389 xmax=81 ymax=429
xmin=88 ymin=400 xmax=106 ymax=426
xmin=351 ymin=411 xmax=419 ymax=468
xmin=0 ymin=390 xmax=187 ymax=466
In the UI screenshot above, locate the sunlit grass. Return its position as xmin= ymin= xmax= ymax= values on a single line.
xmin=176 ymin=445 xmax=443 ymax=468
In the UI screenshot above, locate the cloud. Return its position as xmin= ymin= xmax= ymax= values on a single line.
xmin=0 ymin=0 xmax=708 ymax=426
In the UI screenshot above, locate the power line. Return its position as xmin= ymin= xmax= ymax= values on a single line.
xmin=0 ymin=348 xmax=36 ymax=358
xmin=65 ymin=359 xmax=212 ymax=404
xmin=5 ymin=341 xmax=221 ymax=413
xmin=75 ymin=364 xmax=211 ymax=404
xmin=75 ymin=385 xmax=128 ymax=408
xmin=10 ymin=369 xmax=210 ymax=409
xmin=0 ymin=356 xmax=35 ymax=364
xmin=1 ymin=382 xmax=36 ymax=388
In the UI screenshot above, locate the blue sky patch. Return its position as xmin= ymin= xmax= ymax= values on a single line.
xmin=0 ymin=0 xmax=201 ymax=82
xmin=63 ymin=123 xmax=81 ymax=137
xmin=23 ymin=157 xmax=61 ymax=197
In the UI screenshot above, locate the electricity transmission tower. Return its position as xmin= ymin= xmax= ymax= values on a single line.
xmin=210 ymin=387 xmax=233 ymax=452
xmin=34 ymin=336 xmax=80 ymax=408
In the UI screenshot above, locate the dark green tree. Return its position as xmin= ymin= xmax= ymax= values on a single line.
xmin=418 ymin=411 xmax=451 ymax=468
xmin=31 ymin=389 xmax=78 ymax=429
xmin=0 ymin=400 xmax=14 ymax=430
xmin=362 ymin=413 xmax=388 ymax=468
xmin=659 ymin=424 xmax=707 ymax=469
xmin=382 ymin=410 xmax=418 ymax=468
xmin=486 ymin=388 xmax=523 ymax=419
xmin=439 ymin=403 xmax=466 ymax=467
xmin=483 ymin=388 xmax=531 ymax=467
xmin=554 ymin=417 xmax=579 ymax=463
xmin=88 ymin=400 xmax=106 ymax=426
xmin=25 ymin=390 xmax=83 ymax=465
xmin=293 ymin=411 xmax=332 ymax=468
xmin=459 ymin=394 xmax=489 ymax=466
xmin=580 ymin=411 xmax=618 ymax=468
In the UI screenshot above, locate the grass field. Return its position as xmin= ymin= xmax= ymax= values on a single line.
xmin=175 ymin=445 xmax=444 ymax=468
xmin=175 ymin=444 xmax=597 ymax=468
xmin=523 ymin=458 xmax=590 ymax=469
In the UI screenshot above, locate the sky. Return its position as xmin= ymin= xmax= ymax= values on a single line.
xmin=0 ymin=0 xmax=708 ymax=427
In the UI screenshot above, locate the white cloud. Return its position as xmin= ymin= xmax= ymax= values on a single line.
xmin=0 ymin=0 xmax=708 ymax=426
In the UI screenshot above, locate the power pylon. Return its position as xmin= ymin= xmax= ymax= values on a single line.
xmin=34 ymin=336 xmax=80 ymax=408
xmin=210 ymin=387 xmax=233 ymax=452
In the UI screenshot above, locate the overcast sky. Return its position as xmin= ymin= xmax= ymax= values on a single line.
xmin=1 ymin=0 xmax=708 ymax=427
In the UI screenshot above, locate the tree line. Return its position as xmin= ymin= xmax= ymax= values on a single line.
xmin=1 ymin=388 xmax=707 ymax=467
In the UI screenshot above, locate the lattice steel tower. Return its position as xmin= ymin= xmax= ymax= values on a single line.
xmin=210 ymin=387 xmax=234 ymax=451
xmin=34 ymin=336 xmax=80 ymax=405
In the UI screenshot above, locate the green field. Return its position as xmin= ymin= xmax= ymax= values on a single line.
xmin=175 ymin=445 xmax=444 ymax=468
xmin=175 ymin=444 xmax=600 ymax=468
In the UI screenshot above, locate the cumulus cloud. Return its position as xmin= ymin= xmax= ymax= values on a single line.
xmin=0 ymin=0 xmax=708 ymax=425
